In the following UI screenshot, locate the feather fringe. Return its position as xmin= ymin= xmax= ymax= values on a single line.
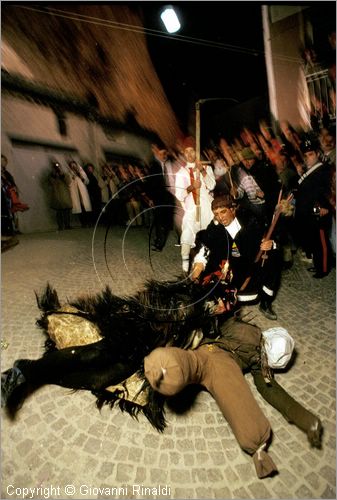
xmin=94 ymin=385 xmax=167 ymax=432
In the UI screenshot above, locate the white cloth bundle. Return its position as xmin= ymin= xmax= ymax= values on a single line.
xmin=262 ymin=327 xmax=295 ymax=369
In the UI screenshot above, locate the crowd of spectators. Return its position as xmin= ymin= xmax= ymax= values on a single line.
xmin=2 ymin=116 xmax=335 ymax=281
xmin=45 ymin=157 xmax=154 ymax=230
xmin=201 ymin=118 xmax=336 ymax=276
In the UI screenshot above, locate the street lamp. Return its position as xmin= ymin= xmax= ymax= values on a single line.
xmin=160 ymin=6 xmax=181 ymax=33
xmin=197 ymin=97 xmax=239 ymax=106
xmin=195 ymin=97 xmax=239 ymax=159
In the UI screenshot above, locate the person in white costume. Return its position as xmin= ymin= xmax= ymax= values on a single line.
xmin=68 ymin=160 xmax=92 ymax=227
xmin=175 ymin=142 xmax=216 ymax=272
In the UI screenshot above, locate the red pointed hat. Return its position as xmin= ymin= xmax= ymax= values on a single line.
xmin=181 ymin=136 xmax=196 ymax=149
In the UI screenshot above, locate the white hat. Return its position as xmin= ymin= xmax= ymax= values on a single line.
xmin=262 ymin=327 xmax=295 ymax=369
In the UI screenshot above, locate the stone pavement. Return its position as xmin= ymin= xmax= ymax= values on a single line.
xmin=1 ymin=226 xmax=336 ymax=500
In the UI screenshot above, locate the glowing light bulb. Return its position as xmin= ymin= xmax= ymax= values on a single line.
xmin=160 ymin=6 xmax=181 ymax=33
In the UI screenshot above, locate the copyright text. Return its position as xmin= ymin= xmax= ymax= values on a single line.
xmin=7 ymin=484 xmax=171 ymax=498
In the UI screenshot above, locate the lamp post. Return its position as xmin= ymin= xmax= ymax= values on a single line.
xmin=195 ymin=97 xmax=239 ymax=160
xmin=194 ymin=97 xmax=238 ymax=223
xmin=194 ymin=97 xmax=239 ymax=222
xmin=197 ymin=97 xmax=239 ymax=107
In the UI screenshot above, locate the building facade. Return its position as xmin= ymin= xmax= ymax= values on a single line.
xmin=263 ymin=4 xmax=336 ymax=131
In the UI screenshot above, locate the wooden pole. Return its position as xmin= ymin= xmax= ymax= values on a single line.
xmin=239 ymin=192 xmax=293 ymax=291
xmin=195 ymin=101 xmax=201 ymax=222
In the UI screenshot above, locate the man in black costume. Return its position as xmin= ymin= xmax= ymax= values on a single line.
xmin=191 ymin=194 xmax=282 ymax=320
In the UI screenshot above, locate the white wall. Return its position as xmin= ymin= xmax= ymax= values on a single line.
xmin=2 ymin=96 xmax=152 ymax=162
xmin=1 ymin=95 xmax=152 ymax=233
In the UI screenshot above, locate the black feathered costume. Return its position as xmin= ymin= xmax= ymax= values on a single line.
xmin=1 ymin=278 xmax=323 ymax=479
xmin=2 ymin=279 xmax=215 ymax=430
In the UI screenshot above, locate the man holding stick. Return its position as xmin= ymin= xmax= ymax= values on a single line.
xmin=175 ymin=138 xmax=215 ymax=272
xmin=191 ymin=194 xmax=283 ymax=320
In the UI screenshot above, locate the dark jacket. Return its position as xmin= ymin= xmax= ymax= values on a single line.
xmin=145 ymin=158 xmax=175 ymax=233
xmin=146 ymin=158 xmax=173 ymax=206
xmin=195 ymin=209 xmax=265 ymax=289
xmin=295 ymin=162 xmax=332 ymax=221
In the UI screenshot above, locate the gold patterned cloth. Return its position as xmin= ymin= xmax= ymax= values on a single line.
xmin=105 ymin=372 xmax=149 ymax=406
xmin=47 ymin=305 xmax=102 ymax=349
xmin=47 ymin=305 xmax=148 ymax=404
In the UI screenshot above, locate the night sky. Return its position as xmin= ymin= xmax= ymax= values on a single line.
xmin=136 ymin=2 xmax=268 ymax=127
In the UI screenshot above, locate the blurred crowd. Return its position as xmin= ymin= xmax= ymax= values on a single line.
xmin=1 ymin=117 xmax=336 ymax=282
xmin=199 ymin=118 xmax=336 ymax=279
xmin=41 ymin=157 xmax=154 ymax=231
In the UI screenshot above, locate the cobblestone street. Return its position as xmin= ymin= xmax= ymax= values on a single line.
xmin=1 ymin=226 xmax=336 ymax=499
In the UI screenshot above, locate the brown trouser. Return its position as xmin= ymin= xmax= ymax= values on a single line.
xmin=252 ymin=370 xmax=318 ymax=433
xmin=195 ymin=345 xmax=271 ymax=456
xmin=145 ymin=345 xmax=277 ymax=478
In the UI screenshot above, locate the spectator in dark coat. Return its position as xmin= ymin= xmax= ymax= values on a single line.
xmin=294 ymin=139 xmax=333 ymax=278
xmin=146 ymin=142 xmax=175 ymax=251
xmin=49 ymin=159 xmax=72 ymax=230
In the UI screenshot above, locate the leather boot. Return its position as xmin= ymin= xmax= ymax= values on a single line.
xmin=259 ymin=300 xmax=277 ymax=320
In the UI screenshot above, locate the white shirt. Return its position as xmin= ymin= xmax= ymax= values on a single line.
xmin=224 ymin=217 xmax=241 ymax=239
